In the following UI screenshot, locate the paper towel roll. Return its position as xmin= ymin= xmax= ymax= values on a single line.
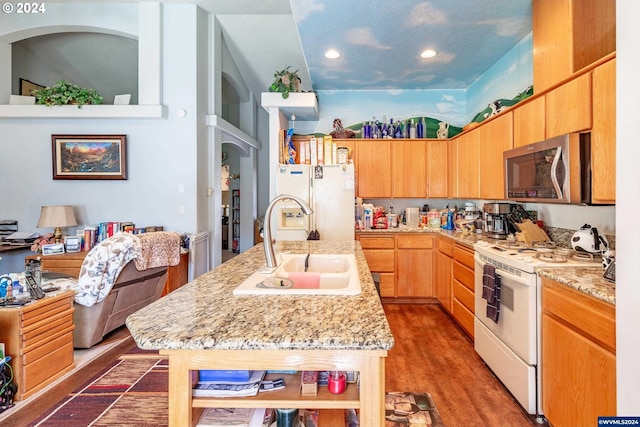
xmin=406 ymin=207 xmax=420 ymax=228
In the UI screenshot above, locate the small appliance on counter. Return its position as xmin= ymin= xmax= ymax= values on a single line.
xmin=571 ymin=224 xmax=609 ymax=253
xmin=483 ymin=203 xmax=513 ymax=239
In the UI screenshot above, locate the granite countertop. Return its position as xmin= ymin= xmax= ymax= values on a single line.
xmin=536 ymin=267 xmax=615 ymax=305
xmin=126 ymin=240 xmax=394 ymax=352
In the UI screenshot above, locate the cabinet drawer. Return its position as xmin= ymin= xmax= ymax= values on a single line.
xmin=453 ymin=261 xmax=474 ymax=291
xmin=362 ymin=250 xmax=394 ymax=272
xmin=542 ymin=278 xmax=615 ymax=352
xmin=397 ymin=234 xmax=434 ymax=249
xmin=437 ymin=236 xmax=454 ymax=257
xmin=23 ymin=324 xmax=75 ymax=365
xmin=22 ymin=296 xmax=73 ymax=327
xmin=452 ymin=298 xmax=474 ymax=338
xmin=453 ymin=279 xmax=475 ymax=313
xmin=453 ymin=244 xmax=474 ymax=269
xmin=24 ymin=332 xmax=74 ymax=392
xmin=358 ymin=235 xmax=395 ymax=249
xmin=23 ymin=309 xmax=74 ymax=349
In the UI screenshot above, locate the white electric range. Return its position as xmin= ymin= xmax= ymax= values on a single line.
xmin=472 ymin=240 xmax=601 ymax=420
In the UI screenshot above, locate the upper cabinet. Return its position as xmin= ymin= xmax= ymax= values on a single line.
xmin=357 ymin=139 xmax=392 ymax=198
xmin=513 ymin=96 xmax=545 ymax=147
xmin=545 ymin=72 xmax=592 ymax=138
xmin=591 ymin=58 xmax=616 ymax=203
xmin=479 ymin=112 xmax=513 ymax=200
xmin=533 ymin=0 xmax=616 ymax=93
xmin=426 ymin=140 xmax=448 ymax=198
xmin=456 ymin=130 xmax=480 ymax=199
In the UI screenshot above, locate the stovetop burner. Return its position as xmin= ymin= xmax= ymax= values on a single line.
xmin=497 ymin=241 xmax=527 ymax=250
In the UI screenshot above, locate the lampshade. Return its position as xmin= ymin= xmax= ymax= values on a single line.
xmin=37 ymin=205 xmax=78 ymax=243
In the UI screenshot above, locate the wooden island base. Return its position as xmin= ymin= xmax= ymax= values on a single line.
xmin=161 ymin=348 xmax=387 ymax=426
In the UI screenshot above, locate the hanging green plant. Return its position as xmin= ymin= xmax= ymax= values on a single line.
xmin=32 ymin=80 xmax=103 ymax=108
xmin=268 ymin=66 xmax=302 ymax=99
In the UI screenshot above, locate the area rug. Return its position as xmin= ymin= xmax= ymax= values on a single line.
xmin=385 ymin=392 xmax=445 ymax=426
xmin=28 ymin=347 xmax=167 ymax=427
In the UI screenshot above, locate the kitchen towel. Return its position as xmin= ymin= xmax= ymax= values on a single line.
xmin=482 ymin=264 xmax=502 ymax=323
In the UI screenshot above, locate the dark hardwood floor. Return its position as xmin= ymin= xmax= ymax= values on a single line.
xmin=384 ymin=302 xmax=540 ymax=427
xmin=3 ymin=303 xmax=540 ymax=426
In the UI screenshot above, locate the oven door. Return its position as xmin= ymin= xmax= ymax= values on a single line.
xmin=474 ymin=254 xmax=537 ymax=365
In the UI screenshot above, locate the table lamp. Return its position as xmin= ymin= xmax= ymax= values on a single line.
xmin=37 ymin=205 xmax=78 ymax=243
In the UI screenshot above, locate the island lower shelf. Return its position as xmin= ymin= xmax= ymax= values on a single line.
xmin=192 ymin=373 xmax=360 ymax=409
xmin=160 ymin=348 xmax=387 ymax=427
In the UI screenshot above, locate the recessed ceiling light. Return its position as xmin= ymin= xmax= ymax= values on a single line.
xmin=325 ymin=49 xmax=341 ymax=59
xmin=420 ymin=49 xmax=437 ymax=59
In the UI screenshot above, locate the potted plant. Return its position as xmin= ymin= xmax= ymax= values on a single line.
xmin=32 ymin=80 xmax=103 ymax=108
xmin=268 ymin=66 xmax=302 ymax=99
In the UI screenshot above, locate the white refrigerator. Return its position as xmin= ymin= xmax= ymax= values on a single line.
xmin=273 ymin=164 xmax=355 ymax=241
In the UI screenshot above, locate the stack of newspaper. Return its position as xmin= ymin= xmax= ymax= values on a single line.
xmin=192 ymin=370 xmax=266 ymax=398
xmin=196 ymin=407 xmax=267 ymax=427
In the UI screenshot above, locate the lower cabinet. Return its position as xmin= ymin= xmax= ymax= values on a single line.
xmin=452 ymin=243 xmax=475 ymax=338
xmin=435 ymin=235 xmax=453 ymax=313
xmin=541 ymin=277 xmax=616 ymax=427
xmin=358 ymin=233 xmax=435 ymax=299
xmin=396 ymin=234 xmax=434 ymax=297
xmin=358 ymin=234 xmax=395 ymax=297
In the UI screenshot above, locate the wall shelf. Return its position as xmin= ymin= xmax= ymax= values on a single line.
xmin=260 ymin=92 xmax=318 ymax=121
xmin=0 ymin=104 xmax=166 ymax=119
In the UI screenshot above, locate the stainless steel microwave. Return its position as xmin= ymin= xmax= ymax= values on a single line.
xmin=504 ymin=133 xmax=591 ymax=204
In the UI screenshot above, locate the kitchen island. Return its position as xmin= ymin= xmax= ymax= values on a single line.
xmin=126 ymin=240 xmax=394 ymax=426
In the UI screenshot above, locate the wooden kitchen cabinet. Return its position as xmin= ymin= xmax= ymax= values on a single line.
xmin=392 ymin=140 xmax=427 ymax=198
xmin=591 ymin=58 xmax=616 ymax=203
xmin=426 ymin=139 xmax=448 ymax=197
xmin=357 ymin=234 xmax=395 ymax=297
xmin=456 ymin=129 xmax=480 ymax=199
xmin=513 ymin=96 xmax=545 ymax=147
xmin=541 ymin=277 xmax=616 ymax=427
xmin=356 ymin=139 xmax=392 ymax=198
xmin=0 ymin=291 xmax=75 ymax=400
xmin=545 ymin=72 xmax=592 ymax=138
xmin=396 ymin=234 xmax=434 ymax=298
xmin=452 ymin=243 xmax=474 ymax=338
xmin=532 ymin=0 xmax=616 ymax=93
xmin=479 ymin=112 xmax=513 ymax=200
xmin=435 ymin=235 xmax=453 ymax=313
xmin=447 ymin=137 xmax=458 ymax=198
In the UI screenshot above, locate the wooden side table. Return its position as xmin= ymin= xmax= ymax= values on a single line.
xmin=0 ymin=290 xmax=75 ymax=401
xmin=26 ymin=251 xmax=87 ymax=278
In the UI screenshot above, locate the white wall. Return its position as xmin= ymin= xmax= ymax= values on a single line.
xmin=616 ymin=0 xmax=640 ymax=413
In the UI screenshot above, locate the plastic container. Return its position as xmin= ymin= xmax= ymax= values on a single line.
xmin=406 ymin=208 xmax=420 ymax=228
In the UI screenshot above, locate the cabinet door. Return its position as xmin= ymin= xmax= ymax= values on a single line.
xmin=456 ymin=130 xmax=480 ymax=198
xmin=357 ymin=140 xmax=391 ymax=198
xmin=542 ymin=314 xmax=616 ymax=426
xmin=513 ymin=96 xmax=545 ymax=147
xmin=591 ymin=58 xmax=616 ymax=203
xmin=392 ymin=140 xmax=427 ymax=198
xmin=435 ymin=249 xmax=452 ymax=313
xmin=545 ymin=72 xmax=592 ymax=137
xmin=448 ymin=137 xmax=458 ymax=198
xmin=479 ymin=112 xmax=513 ymax=200
xmin=427 ymin=139 xmax=448 ymax=197
xmin=397 ymin=248 xmax=433 ymax=297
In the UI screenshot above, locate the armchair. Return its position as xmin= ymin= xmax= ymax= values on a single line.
xmin=73 ymin=231 xmax=181 ymax=348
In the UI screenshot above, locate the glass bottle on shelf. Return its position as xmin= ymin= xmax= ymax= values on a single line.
xmin=417 ymin=117 xmax=425 ymax=138
xmin=389 ymin=118 xmax=395 ymax=138
xmin=381 ymin=116 xmax=389 ymax=139
xmin=409 ymin=119 xmax=417 ymax=138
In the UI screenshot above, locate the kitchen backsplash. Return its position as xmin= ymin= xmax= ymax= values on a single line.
xmin=545 ymin=226 xmax=615 ymax=250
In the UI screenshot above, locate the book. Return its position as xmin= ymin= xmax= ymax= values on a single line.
xmin=196 ymin=407 xmax=266 ymax=427
xmin=199 ymin=370 xmax=251 ymax=382
xmin=192 ymin=370 xmax=266 ymax=397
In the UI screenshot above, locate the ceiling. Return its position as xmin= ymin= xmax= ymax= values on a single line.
xmin=16 ymin=0 xmax=532 ymax=99
xmin=210 ymin=0 xmax=532 ymax=94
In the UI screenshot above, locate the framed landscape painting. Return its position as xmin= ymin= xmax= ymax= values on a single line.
xmin=52 ymin=135 xmax=127 ymax=180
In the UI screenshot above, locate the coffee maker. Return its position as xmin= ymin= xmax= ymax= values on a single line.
xmin=483 ymin=203 xmax=512 ymax=239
